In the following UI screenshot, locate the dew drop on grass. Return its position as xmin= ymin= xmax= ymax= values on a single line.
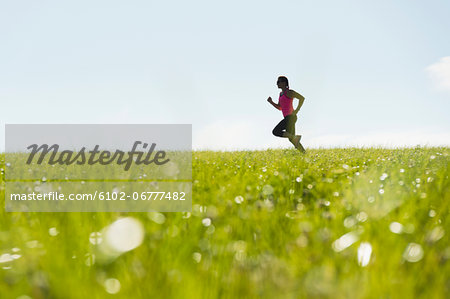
xmin=89 ymin=232 xmax=103 ymax=245
xmin=85 ymin=253 xmax=95 ymax=266
xmin=234 ymin=250 xmax=246 ymax=262
xmin=202 ymin=218 xmax=211 ymax=227
xmin=389 ymin=222 xmax=403 ymax=234
xmin=104 ymin=217 xmax=144 ymax=253
xmin=357 ymin=242 xmax=372 ymax=267
xmin=286 ymin=211 xmax=301 ymax=219
xmin=192 ymin=252 xmax=202 ymax=263
xmin=426 ymin=226 xmax=445 ymax=243
xmin=262 ymin=199 xmax=274 ymax=211
xmin=0 ymin=253 xmax=13 ymax=263
xmin=356 ymin=212 xmax=368 ymax=222
xmin=332 ymin=232 xmax=359 ymax=252
xmin=429 ymin=210 xmax=436 ymax=217
xmin=148 ymin=212 xmax=166 ymax=224
xmin=403 ymin=243 xmax=424 ymax=262
xmin=234 ymin=195 xmax=244 ymax=204
xmin=11 ymin=254 xmax=21 ymax=260
xmin=104 ymin=278 xmax=121 ymax=294
xmin=48 ymin=227 xmax=59 ymax=237
xmin=206 ymin=225 xmax=215 ymax=235
xmin=343 ymin=216 xmax=357 ymax=228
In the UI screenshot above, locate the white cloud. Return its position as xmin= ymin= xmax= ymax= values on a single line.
xmin=426 ymin=56 xmax=450 ymax=92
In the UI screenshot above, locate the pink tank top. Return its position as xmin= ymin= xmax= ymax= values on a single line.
xmin=279 ymin=92 xmax=294 ymax=117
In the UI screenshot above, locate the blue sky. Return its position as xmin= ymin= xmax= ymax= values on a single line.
xmin=1 ymin=0 xmax=449 ymax=150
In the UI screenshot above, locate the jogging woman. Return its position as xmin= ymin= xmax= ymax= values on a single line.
xmin=267 ymin=76 xmax=306 ymax=152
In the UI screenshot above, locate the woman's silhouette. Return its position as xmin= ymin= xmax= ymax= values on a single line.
xmin=267 ymin=76 xmax=306 ymax=152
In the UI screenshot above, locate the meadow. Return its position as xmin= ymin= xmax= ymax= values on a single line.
xmin=0 ymin=147 xmax=449 ymax=298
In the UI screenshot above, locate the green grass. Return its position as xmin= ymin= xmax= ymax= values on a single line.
xmin=1 ymin=147 xmax=449 ymax=298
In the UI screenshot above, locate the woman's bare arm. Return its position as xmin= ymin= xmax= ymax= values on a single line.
xmin=267 ymin=97 xmax=281 ymax=110
xmin=287 ymin=90 xmax=305 ymax=114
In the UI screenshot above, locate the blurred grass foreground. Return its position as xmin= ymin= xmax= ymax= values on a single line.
xmin=0 ymin=147 xmax=449 ymax=298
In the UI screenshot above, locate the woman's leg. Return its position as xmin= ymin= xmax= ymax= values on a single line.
xmin=286 ymin=114 xmax=297 ymax=136
xmin=272 ymin=115 xmax=296 ymax=139
xmin=272 ymin=117 xmax=288 ymax=137
xmin=286 ymin=115 xmax=305 ymax=152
